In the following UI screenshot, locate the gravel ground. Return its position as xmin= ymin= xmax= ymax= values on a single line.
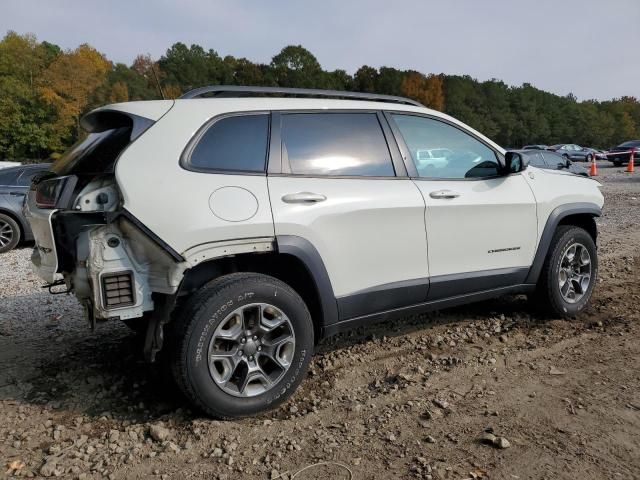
xmin=1 ymin=163 xmax=639 ymax=480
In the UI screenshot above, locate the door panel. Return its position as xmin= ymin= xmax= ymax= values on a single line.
xmin=413 ymin=174 xmax=537 ymax=278
xmin=268 ymin=177 xmax=429 ymax=299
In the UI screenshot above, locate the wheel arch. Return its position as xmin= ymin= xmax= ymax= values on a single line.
xmin=525 ymin=203 xmax=601 ymax=284
xmin=178 ymin=236 xmax=338 ymax=343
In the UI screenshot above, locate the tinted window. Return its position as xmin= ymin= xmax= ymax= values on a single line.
xmin=189 ymin=115 xmax=269 ymax=173
xmin=53 ymin=127 xmax=132 ymax=176
xmin=0 ymin=169 xmax=19 ymax=185
xmin=527 ymin=152 xmax=546 ymax=167
xmin=16 ymin=169 xmax=46 ymax=186
xmin=281 ymin=113 xmax=394 ymax=177
xmin=620 ymin=140 xmax=640 ymax=148
xmin=542 ymin=152 xmax=566 ymax=167
xmin=391 ymin=114 xmax=499 ymax=179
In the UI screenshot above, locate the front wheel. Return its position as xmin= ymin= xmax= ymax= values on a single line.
xmin=169 ymin=273 xmax=314 ymax=418
xmin=533 ymin=226 xmax=597 ymax=317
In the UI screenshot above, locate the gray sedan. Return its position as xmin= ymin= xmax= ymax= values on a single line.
xmin=0 ymin=163 xmax=50 ymax=253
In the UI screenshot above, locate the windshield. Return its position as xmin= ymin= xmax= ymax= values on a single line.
xmin=51 ymin=127 xmax=132 ymax=176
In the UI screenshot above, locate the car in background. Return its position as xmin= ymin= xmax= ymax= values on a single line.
xmin=517 ymin=149 xmax=589 ymax=177
xmin=522 ymin=144 xmax=548 ymax=150
xmin=547 ymin=144 xmax=597 ymax=162
xmin=0 ymin=163 xmax=49 ymax=253
xmin=606 ymin=140 xmax=640 ymax=166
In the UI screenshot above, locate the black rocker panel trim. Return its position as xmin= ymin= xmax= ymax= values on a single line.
xmin=337 ymin=277 xmax=429 ymax=320
xmin=525 ymin=202 xmax=601 ymax=284
xmin=275 ymin=235 xmax=339 ymax=326
xmin=322 ymin=284 xmax=536 ymax=338
xmin=428 ymin=267 xmax=529 ymax=301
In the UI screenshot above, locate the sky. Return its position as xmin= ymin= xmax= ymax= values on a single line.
xmin=2 ymin=0 xmax=639 ymax=101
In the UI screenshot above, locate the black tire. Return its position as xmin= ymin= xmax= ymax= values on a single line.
xmin=613 ymin=161 xmax=622 ymax=167
xmin=533 ymin=226 xmax=597 ymax=317
xmin=169 ymin=272 xmax=314 ymax=418
xmin=0 ymin=213 xmax=21 ymax=254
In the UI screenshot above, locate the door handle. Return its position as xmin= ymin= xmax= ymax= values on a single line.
xmin=281 ymin=192 xmax=327 ymax=204
xmin=9 ymin=192 xmax=25 ymax=196
xmin=429 ymin=190 xmax=460 ymax=199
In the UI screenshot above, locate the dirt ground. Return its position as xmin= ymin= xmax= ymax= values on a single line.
xmin=1 ymin=163 xmax=639 ymax=480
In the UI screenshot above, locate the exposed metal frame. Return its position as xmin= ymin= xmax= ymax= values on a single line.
xmin=179 ymin=85 xmax=424 ymax=107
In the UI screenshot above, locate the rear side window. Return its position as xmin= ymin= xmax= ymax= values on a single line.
xmin=188 ymin=114 xmax=269 ymax=173
xmin=527 ymin=152 xmax=546 ymax=167
xmin=17 ymin=169 xmax=47 ymax=186
xmin=0 ymin=170 xmax=19 ymax=185
xmin=280 ymin=113 xmax=395 ymax=177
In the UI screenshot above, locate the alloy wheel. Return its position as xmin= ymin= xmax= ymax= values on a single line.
xmin=0 ymin=219 xmax=14 ymax=248
xmin=207 ymin=303 xmax=296 ymax=397
xmin=558 ymin=242 xmax=592 ymax=304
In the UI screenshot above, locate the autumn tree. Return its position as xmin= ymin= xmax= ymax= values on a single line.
xmin=39 ymin=44 xmax=110 ymax=150
xmin=401 ymin=71 xmax=444 ymax=111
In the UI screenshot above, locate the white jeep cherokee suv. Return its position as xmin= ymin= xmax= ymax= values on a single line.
xmin=26 ymin=86 xmax=604 ymax=418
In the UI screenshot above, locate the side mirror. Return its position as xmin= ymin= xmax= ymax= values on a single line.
xmin=504 ymin=151 xmax=528 ymax=173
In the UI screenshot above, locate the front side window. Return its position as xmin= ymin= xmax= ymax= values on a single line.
xmin=280 ymin=113 xmax=395 ymax=177
xmin=189 ymin=114 xmax=269 ymax=173
xmin=391 ymin=114 xmax=499 ymax=179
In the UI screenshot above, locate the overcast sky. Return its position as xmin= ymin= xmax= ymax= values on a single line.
xmin=2 ymin=0 xmax=639 ymax=101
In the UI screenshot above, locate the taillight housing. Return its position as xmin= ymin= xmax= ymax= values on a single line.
xmin=33 ymin=175 xmax=78 ymax=210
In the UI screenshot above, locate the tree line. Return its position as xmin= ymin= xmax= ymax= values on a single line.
xmin=1 ymin=31 xmax=638 ymax=161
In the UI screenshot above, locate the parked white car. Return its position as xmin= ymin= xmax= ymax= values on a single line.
xmin=26 ymin=86 xmax=604 ymax=418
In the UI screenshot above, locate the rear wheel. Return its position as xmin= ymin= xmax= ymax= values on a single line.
xmin=613 ymin=160 xmax=622 ymax=167
xmin=533 ymin=226 xmax=597 ymax=317
xmin=169 ymin=273 xmax=313 ymax=418
xmin=0 ymin=213 xmax=20 ymax=253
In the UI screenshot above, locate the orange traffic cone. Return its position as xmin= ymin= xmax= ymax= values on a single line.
xmin=589 ymin=157 xmax=598 ymax=176
xmin=627 ymin=148 xmax=636 ymax=173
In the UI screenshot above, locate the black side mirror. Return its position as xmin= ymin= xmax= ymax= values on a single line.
xmin=504 ymin=151 xmax=528 ymax=173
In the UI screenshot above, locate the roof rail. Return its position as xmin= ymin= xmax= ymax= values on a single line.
xmin=178 ymin=85 xmax=424 ymax=107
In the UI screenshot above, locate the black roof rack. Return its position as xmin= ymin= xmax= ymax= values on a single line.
xmin=178 ymin=85 xmax=423 ymax=107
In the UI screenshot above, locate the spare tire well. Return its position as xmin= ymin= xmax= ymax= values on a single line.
xmin=179 ymin=252 xmax=323 ymax=342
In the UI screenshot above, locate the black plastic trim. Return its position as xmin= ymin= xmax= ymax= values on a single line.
xmin=275 ymin=235 xmax=339 ymax=326
xmin=322 ymin=284 xmax=535 ymax=338
xmin=428 ymin=267 xmax=529 ymax=300
xmin=337 ymin=277 xmax=429 ymax=320
xmin=525 ymin=203 xmax=601 ymax=284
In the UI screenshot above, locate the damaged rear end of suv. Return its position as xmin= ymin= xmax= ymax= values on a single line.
xmin=26 ymin=100 xmax=185 ymax=361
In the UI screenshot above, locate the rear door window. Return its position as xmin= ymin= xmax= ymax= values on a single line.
xmin=280 ymin=113 xmax=395 ymax=177
xmin=187 ymin=114 xmax=270 ymax=173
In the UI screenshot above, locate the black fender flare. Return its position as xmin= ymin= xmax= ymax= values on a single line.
xmin=525 ymin=202 xmax=601 ymax=284
xmin=275 ymin=235 xmax=339 ymax=326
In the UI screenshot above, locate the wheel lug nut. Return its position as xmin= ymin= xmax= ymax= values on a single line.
xmin=249 ymin=356 xmax=254 ymax=362
xmin=238 ymin=350 xmax=243 ymax=356
xmin=252 ymin=335 xmax=257 ymax=340
xmin=257 ymin=346 xmax=262 ymax=351
xmin=241 ymin=337 xmax=246 ymax=343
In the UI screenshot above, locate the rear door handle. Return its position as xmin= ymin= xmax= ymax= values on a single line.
xmin=9 ymin=192 xmax=25 ymax=196
xmin=281 ymin=192 xmax=327 ymax=204
xmin=429 ymin=189 xmax=460 ymax=199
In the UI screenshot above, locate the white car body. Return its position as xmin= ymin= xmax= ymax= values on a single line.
xmin=25 ymin=91 xmax=604 ymax=343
